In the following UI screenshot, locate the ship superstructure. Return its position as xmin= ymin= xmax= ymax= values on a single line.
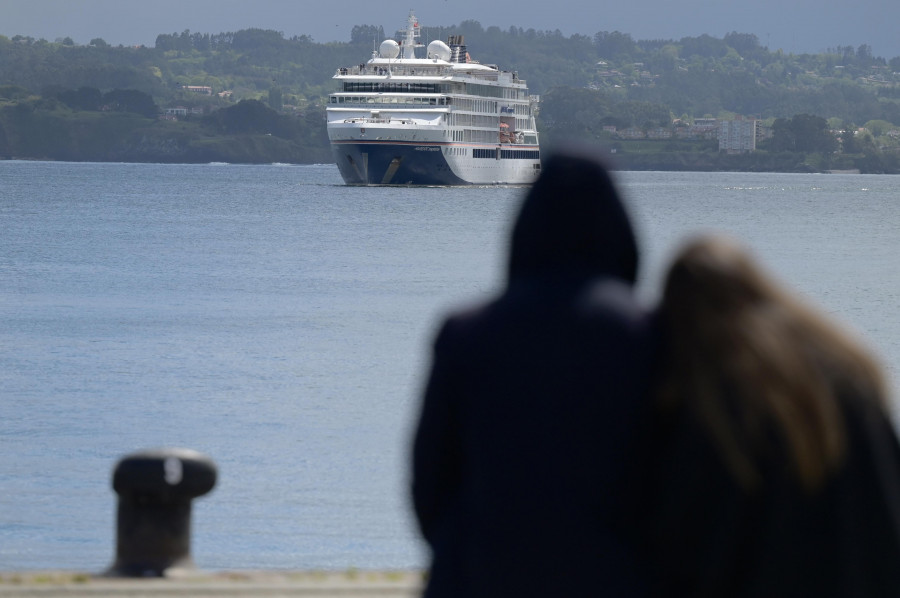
xmin=327 ymin=11 xmax=541 ymax=185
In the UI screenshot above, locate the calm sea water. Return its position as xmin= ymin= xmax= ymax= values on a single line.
xmin=1 ymin=162 xmax=899 ymax=572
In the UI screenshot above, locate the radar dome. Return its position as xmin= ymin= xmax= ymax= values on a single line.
xmin=427 ymin=40 xmax=452 ymax=61
xmin=379 ymin=39 xmax=400 ymax=59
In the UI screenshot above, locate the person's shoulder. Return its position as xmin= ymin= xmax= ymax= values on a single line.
xmin=432 ymin=298 xmax=497 ymax=344
xmin=578 ymin=278 xmax=649 ymax=324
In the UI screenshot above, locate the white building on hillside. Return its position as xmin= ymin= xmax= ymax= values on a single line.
xmin=719 ymin=117 xmax=757 ymax=153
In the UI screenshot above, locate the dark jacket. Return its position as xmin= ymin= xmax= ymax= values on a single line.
xmin=627 ymin=379 xmax=900 ymax=597
xmin=411 ymin=147 xmax=655 ymax=597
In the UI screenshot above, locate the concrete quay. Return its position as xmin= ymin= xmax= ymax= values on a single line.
xmin=0 ymin=570 xmax=424 ymax=597
xmin=2 ymin=450 xmax=425 ymax=597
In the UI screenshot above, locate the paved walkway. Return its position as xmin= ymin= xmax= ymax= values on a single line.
xmin=0 ymin=570 xmax=423 ymax=597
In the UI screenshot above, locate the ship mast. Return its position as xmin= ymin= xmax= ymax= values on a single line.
xmin=401 ymin=11 xmax=421 ymax=59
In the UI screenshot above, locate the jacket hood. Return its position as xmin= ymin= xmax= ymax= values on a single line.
xmin=507 ymin=144 xmax=639 ymax=285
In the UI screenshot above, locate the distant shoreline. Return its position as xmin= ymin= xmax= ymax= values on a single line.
xmin=0 ymin=156 xmax=888 ymax=175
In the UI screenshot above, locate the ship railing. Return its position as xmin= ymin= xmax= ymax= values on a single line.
xmin=335 ymin=65 xmax=516 ymax=84
xmin=342 ymin=117 xmax=418 ymax=125
xmin=336 ymin=65 xmax=452 ymax=77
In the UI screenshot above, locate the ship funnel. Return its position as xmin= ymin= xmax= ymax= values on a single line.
xmin=447 ymin=35 xmax=468 ymax=63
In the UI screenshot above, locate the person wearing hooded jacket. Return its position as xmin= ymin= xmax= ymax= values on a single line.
xmin=410 ymin=145 xmax=655 ymax=597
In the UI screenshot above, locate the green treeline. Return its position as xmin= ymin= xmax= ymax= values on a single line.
xmin=2 ymin=23 xmax=900 ymax=171
xmin=0 ymin=90 xmax=330 ymax=163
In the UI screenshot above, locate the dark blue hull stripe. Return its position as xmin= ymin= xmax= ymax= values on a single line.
xmin=331 ymin=143 xmax=464 ymax=185
xmin=330 ymin=142 xmax=540 ymax=185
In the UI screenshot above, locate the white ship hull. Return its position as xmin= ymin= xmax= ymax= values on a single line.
xmin=330 ymin=121 xmax=539 ymax=185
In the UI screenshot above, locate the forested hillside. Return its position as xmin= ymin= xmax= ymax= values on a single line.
xmin=2 ymin=21 xmax=900 ymax=171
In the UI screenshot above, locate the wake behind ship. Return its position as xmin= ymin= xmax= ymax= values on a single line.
xmin=327 ymin=11 xmax=541 ymax=186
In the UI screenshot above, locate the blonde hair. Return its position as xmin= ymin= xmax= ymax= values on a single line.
xmin=659 ymin=235 xmax=888 ymax=490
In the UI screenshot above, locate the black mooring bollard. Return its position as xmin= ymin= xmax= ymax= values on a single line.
xmin=106 ymin=448 xmax=217 ymax=577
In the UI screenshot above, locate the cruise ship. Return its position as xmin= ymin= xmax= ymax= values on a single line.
xmin=327 ymin=11 xmax=541 ymax=185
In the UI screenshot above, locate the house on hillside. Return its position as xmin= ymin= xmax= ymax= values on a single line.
xmin=182 ymin=86 xmax=212 ymax=95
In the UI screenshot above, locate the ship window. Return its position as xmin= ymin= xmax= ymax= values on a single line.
xmin=498 ymin=149 xmax=540 ymax=160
